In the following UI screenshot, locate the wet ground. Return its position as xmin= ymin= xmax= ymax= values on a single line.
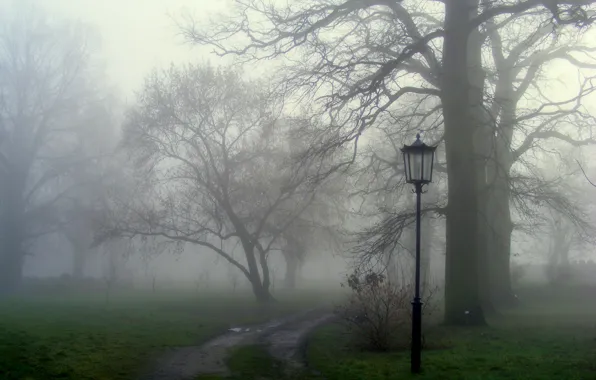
xmin=260 ymin=310 xmax=338 ymax=369
xmin=139 ymin=308 xmax=335 ymax=380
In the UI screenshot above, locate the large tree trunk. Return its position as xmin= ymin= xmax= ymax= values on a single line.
xmin=489 ymin=182 xmax=517 ymax=307
xmin=491 ymin=231 xmax=515 ymax=304
xmin=240 ymin=239 xmax=273 ymax=303
xmin=281 ymin=237 xmax=305 ymax=290
xmin=489 ymin=190 xmax=517 ymax=306
xmin=488 ymin=69 xmax=518 ymax=309
xmin=442 ymin=0 xmax=486 ymax=325
xmin=489 ymin=110 xmax=517 ymax=307
xmin=468 ymin=21 xmax=498 ymax=316
xmin=484 ymin=153 xmax=516 ymax=311
xmin=249 ymin=274 xmax=273 ymax=303
xmin=420 ymin=214 xmax=432 ymax=288
xmin=420 ymin=185 xmax=442 ymax=292
xmin=486 ymin=141 xmax=516 ymax=308
xmin=258 ymin=247 xmax=271 ymax=294
xmin=477 ymin=166 xmax=499 ymax=315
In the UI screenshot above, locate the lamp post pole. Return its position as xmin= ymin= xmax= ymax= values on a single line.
xmin=411 ymin=181 xmax=423 ymax=374
xmin=401 ymin=133 xmax=436 ymax=375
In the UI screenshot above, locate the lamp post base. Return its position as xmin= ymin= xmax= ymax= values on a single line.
xmin=411 ymin=297 xmax=423 ymax=374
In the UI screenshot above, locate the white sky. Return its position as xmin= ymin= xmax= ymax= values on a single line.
xmin=5 ymin=0 xmax=594 ymax=105
xmin=2 ymin=0 xmax=595 ymax=159
xmin=4 ymin=0 xmax=594 ymax=270
xmin=15 ymin=0 xmax=233 ymax=99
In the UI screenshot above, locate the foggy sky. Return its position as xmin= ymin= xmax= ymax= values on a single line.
xmin=6 ymin=0 xmax=596 ymax=270
xmin=8 ymin=0 xmax=595 ymax=111
xmin=11 ymin=0 xmax=233 ymax=99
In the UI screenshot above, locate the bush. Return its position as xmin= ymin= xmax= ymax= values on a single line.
xmin=337 ymin=272 xmax=440 ymax=351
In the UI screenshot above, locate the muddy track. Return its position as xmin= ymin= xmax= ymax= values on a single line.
xmin=138 ymin=308 xmax=335 ymax=380
xmin=260 ymin=308 xmax=338 ymax=370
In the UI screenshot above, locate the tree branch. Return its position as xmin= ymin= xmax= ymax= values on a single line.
xmin=576 ymin=159 xmax=596 ymax=187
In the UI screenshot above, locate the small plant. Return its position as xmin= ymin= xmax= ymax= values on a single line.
xmin=337 ymin=271 xmax=439 ymax=351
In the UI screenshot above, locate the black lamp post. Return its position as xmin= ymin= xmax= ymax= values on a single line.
xmin=401 ymin=133 xmax=436 ymax=374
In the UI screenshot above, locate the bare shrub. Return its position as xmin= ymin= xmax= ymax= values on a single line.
xmin=337 ymin=272 xmax=440 ymax=351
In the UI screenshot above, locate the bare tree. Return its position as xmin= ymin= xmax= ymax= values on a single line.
xmin=62 ymin=205 xmax=95 ymax=279
xmin=269 ymin=165 xmax=348 ymax=289
xmin=471 ymin=8 xmax=596 ymax=306
xmin=181 ymin=0 xmax=596 ymax=324
xmin=59 ymin=104 xmax=120 ymax=279
xmin=545 ymin=212 xmax=575 ymax=284
xmin=0 ymin=6 xmax=113 ymax=293
xmin=276 ymin=198 xmax=346 ymax=289
xmin=347 ymin=125 xmax=446 ymax=283
xmin=104 ymin=64 xmax=319 ymax=302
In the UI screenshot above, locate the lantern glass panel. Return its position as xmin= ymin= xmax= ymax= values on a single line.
xmin=422 ymin=149 xmax=434 ymax=182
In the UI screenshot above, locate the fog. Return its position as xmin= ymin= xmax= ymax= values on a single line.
xmin=0 ymin=0 xmax=595 ymax=313
xmin=0 ymin=0 xmax=344 ymax=294
xmin=5 ymin=1 xmax=596 ymax=379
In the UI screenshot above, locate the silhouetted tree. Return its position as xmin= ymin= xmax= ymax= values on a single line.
xmin=182 ymin=0 xmax=596 ymax=324
xmin=102 ymin=64 xmax=323 ymax=302
xmin=0 ymin=6 xmax=113 ymax=293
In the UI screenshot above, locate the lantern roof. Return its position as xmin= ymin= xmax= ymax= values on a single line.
xmin=401 ymin=133 xmax=436 ymax=152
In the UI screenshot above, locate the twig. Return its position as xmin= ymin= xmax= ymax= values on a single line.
xmin=576 ymin=159 xmax=596 ymax=187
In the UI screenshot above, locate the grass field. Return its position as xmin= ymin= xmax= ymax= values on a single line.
xmin=213 ymin=285 xmax=596 ymax=380
xmin=0 ymin=288 xmax=334 ymax=380
xmin=5 ymin=285 xmax=596 ymax=380
xmin=304 ymin=285 xmax=596 ymax=380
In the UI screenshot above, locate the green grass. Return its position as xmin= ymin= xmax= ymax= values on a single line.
xmin=196 ymin=344 xmax=304 ymax=380
xmin=307 ymin=324 xmax=596 ymax=380
xmin=226 ymin=345 xmax=287 ymax=379
xmin=10 ymin=285 xmax=593 ymax=380
xmin=305 ymin=286 xmax=596 ymax=380
xmin=0 ymin=288 xmax=334 ymax=380
xmin=207 ymin=285 xmax=596 ymax=379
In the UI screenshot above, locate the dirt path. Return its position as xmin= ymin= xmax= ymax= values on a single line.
xmin=260 ymin=309 xmax=337 ymax=370
xmin=138 ymin=308 xmax=335 ymax=380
